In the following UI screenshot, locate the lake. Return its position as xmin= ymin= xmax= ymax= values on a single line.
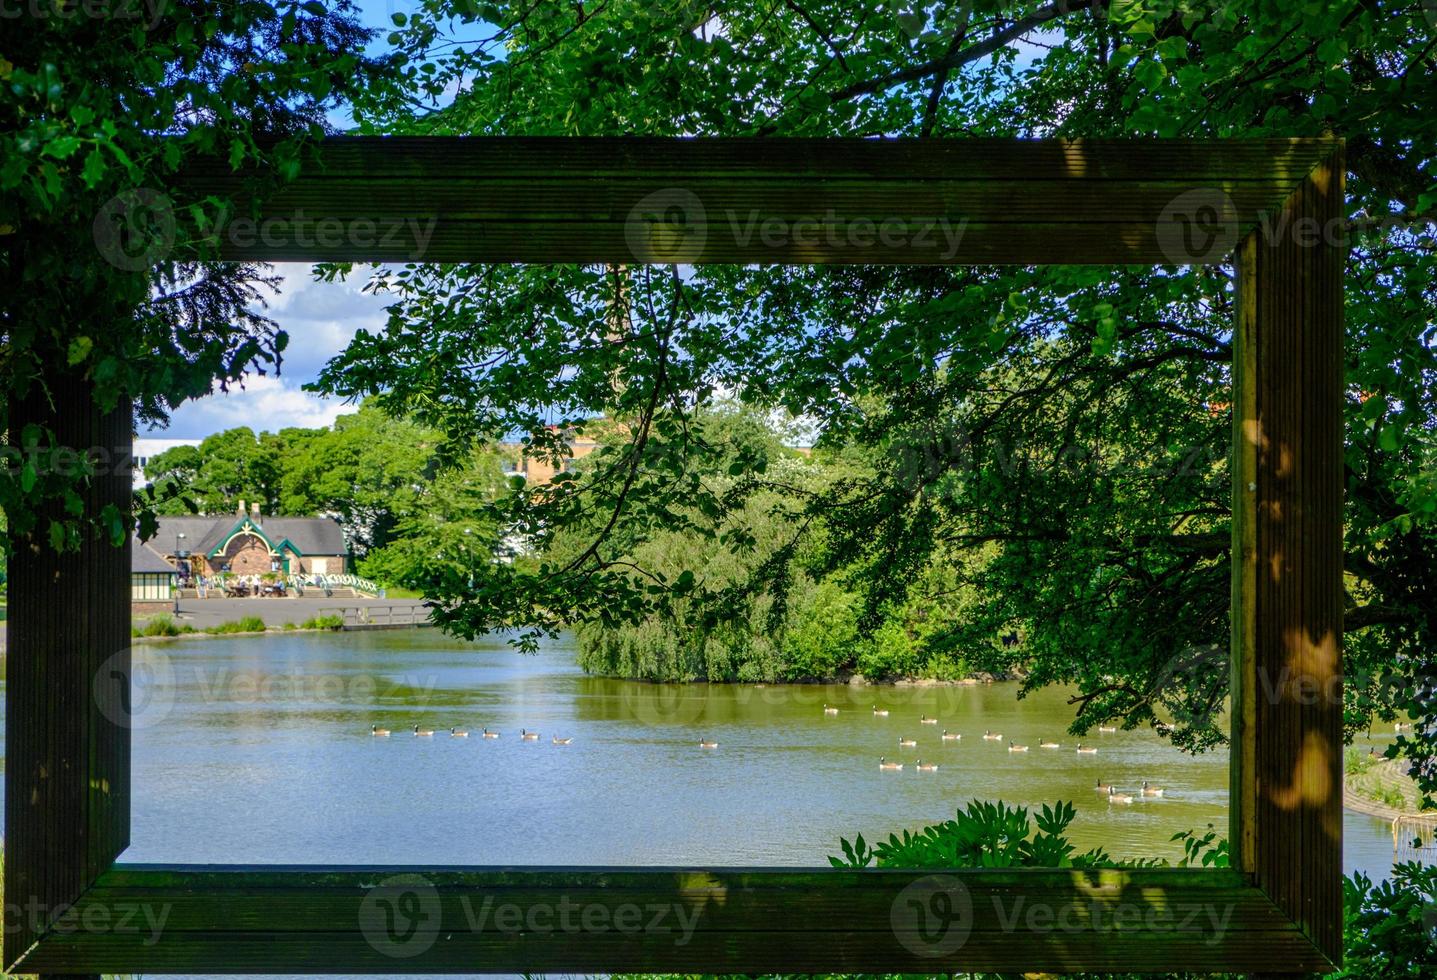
xmin=1 ymin=627 xmax=1395 ymax=873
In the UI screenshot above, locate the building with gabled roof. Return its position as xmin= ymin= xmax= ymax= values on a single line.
xmin=148 ymin=501 xmax=349 ymax=579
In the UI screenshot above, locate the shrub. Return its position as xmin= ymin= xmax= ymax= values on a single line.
xmin=612 ymin=803 xmax=1437 ymax=979
xmin=138 ymin=614 xmax=184 ymax=637
xmin=205 ymin=616 xmax=267 ymax=634
xmin=299 ymin=614 xmax=344 ymax=631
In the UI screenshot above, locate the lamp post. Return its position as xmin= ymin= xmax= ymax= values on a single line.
xmin=172 ymin=532 xmax=188 ymax=613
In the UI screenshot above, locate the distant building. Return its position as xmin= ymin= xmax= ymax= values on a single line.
xmin=151 ymin=502 xmax=349 ymax=579
xmin=131 ymin=535 xmax=177 ymax=613
xmin=133 ymin=437 xmax=201 ymax=490
xmin=499 ymin=433 xmax=600 ymax=484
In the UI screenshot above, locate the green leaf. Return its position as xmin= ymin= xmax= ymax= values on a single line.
xmin=80 ymin=149 xmax=106 ymax=188
xmin=44 ymin=136 xmax=82 ymax=160
xmin=1316 ymin=38 xmax=1347 ymax=65
xmin=1378 ymin=424 xmax=1400 ymax=453
xmin=1133 ymin=59 xmax=1167 ymax=90
xmin=66 ymin=335 xmax=94 ymax=365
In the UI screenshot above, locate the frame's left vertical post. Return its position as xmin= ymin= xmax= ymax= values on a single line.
xmin=4 ymin=371 xmax=132 ymax=976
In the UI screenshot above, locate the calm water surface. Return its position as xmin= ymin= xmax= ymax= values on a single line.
xmin=55 ymin=629 xmax=1394 ymax=872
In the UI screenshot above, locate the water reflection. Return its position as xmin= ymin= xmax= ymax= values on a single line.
xmin=0 ymin=630 xmax=1408 ymax=876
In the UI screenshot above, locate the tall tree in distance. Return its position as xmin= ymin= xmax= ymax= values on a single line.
xmin=320 ymin=1 xmax=1435 ymax=791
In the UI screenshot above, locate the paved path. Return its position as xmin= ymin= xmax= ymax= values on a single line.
xmin=163 ymin=596 xmax=429 ymax=629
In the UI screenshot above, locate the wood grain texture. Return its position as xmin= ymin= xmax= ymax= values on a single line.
xmin=179 ymin=137 xmax=1340 ymax=265
xmin=3 ymin=375 xmax=131 ymax=972
xmin=16 ymin=865 xmax=1330 ymax=974
xmin=1232 ymin=147 xmax=1346 ymax=970
xmin=7 ymin=137 xmax=1348 ymax=978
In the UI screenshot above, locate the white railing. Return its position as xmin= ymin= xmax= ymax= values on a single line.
xmin=282 ymin=572 xmax=382 ymax=597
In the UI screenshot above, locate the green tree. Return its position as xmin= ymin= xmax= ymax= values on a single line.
xmin=278 ymin=403 xmax=440 ymax=556
xmin=1 ymin=0 xmax=384 ymax=551
xmin=355 ymin=448 xmax=506 ymax=589
xmin=321 ymin=0 xmax=1437 ymax=794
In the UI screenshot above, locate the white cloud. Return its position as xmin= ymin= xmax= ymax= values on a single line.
xmin=148 ymin=375 xmax=354 ymax=438
xmin=146 ymin=266 xmax=390 ymax=439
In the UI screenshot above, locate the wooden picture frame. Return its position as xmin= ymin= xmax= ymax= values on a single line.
xmin=5 ymin=137 xmax=1345 ymax=975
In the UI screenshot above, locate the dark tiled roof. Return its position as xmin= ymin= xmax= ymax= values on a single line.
xmin=260 ymin=517 xmax=348 ymax=555
xmin=131 ymin=536 xmax=177 ymax=574
xmin=151 ymin=514 xmax=348 ymax=557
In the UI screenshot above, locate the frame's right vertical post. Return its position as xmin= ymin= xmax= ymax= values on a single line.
xmin=1231 ymin=145 xmax=1347 ymax=970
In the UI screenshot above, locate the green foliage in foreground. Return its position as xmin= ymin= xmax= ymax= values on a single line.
xmin=615 ymin=801 xmax=1437 ymax=980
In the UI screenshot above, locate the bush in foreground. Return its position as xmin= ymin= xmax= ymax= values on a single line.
xmin=617 ymin=801 xmax=1437 ymax=980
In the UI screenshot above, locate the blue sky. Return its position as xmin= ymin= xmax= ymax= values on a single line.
xmin=147 ymin=0 xmax=432 ymax=439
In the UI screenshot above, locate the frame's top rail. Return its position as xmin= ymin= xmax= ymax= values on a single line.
xmin=181 ymin=136 xmax=1341 ymax=265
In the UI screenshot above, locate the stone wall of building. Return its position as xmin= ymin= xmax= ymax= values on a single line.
xmin=222 ymin=533 xmax=275 ymax=575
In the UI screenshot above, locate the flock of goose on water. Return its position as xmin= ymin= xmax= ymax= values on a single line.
xmin=853 ymin=704 xmax=1165 ymax=805
xmin=371 ymin=724 xmax=573 ymax=745
xmin=368 ymin=701 xmax=1171 ymax=803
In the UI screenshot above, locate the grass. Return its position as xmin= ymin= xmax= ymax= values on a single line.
xmin=203 ymin=615 xmax=268 ymax=635
xmin=133 ymin=613 xmax=345 ymax=638
xmin=1345 ymin=746 xmax=1380 ymax=775
xmin=375 ymin=586 xmax=424 ymax=599
xmin=299 ymin=613 xmax=345 ymax=630
xmin=132 ymin=612 xmax=196 ymax=637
